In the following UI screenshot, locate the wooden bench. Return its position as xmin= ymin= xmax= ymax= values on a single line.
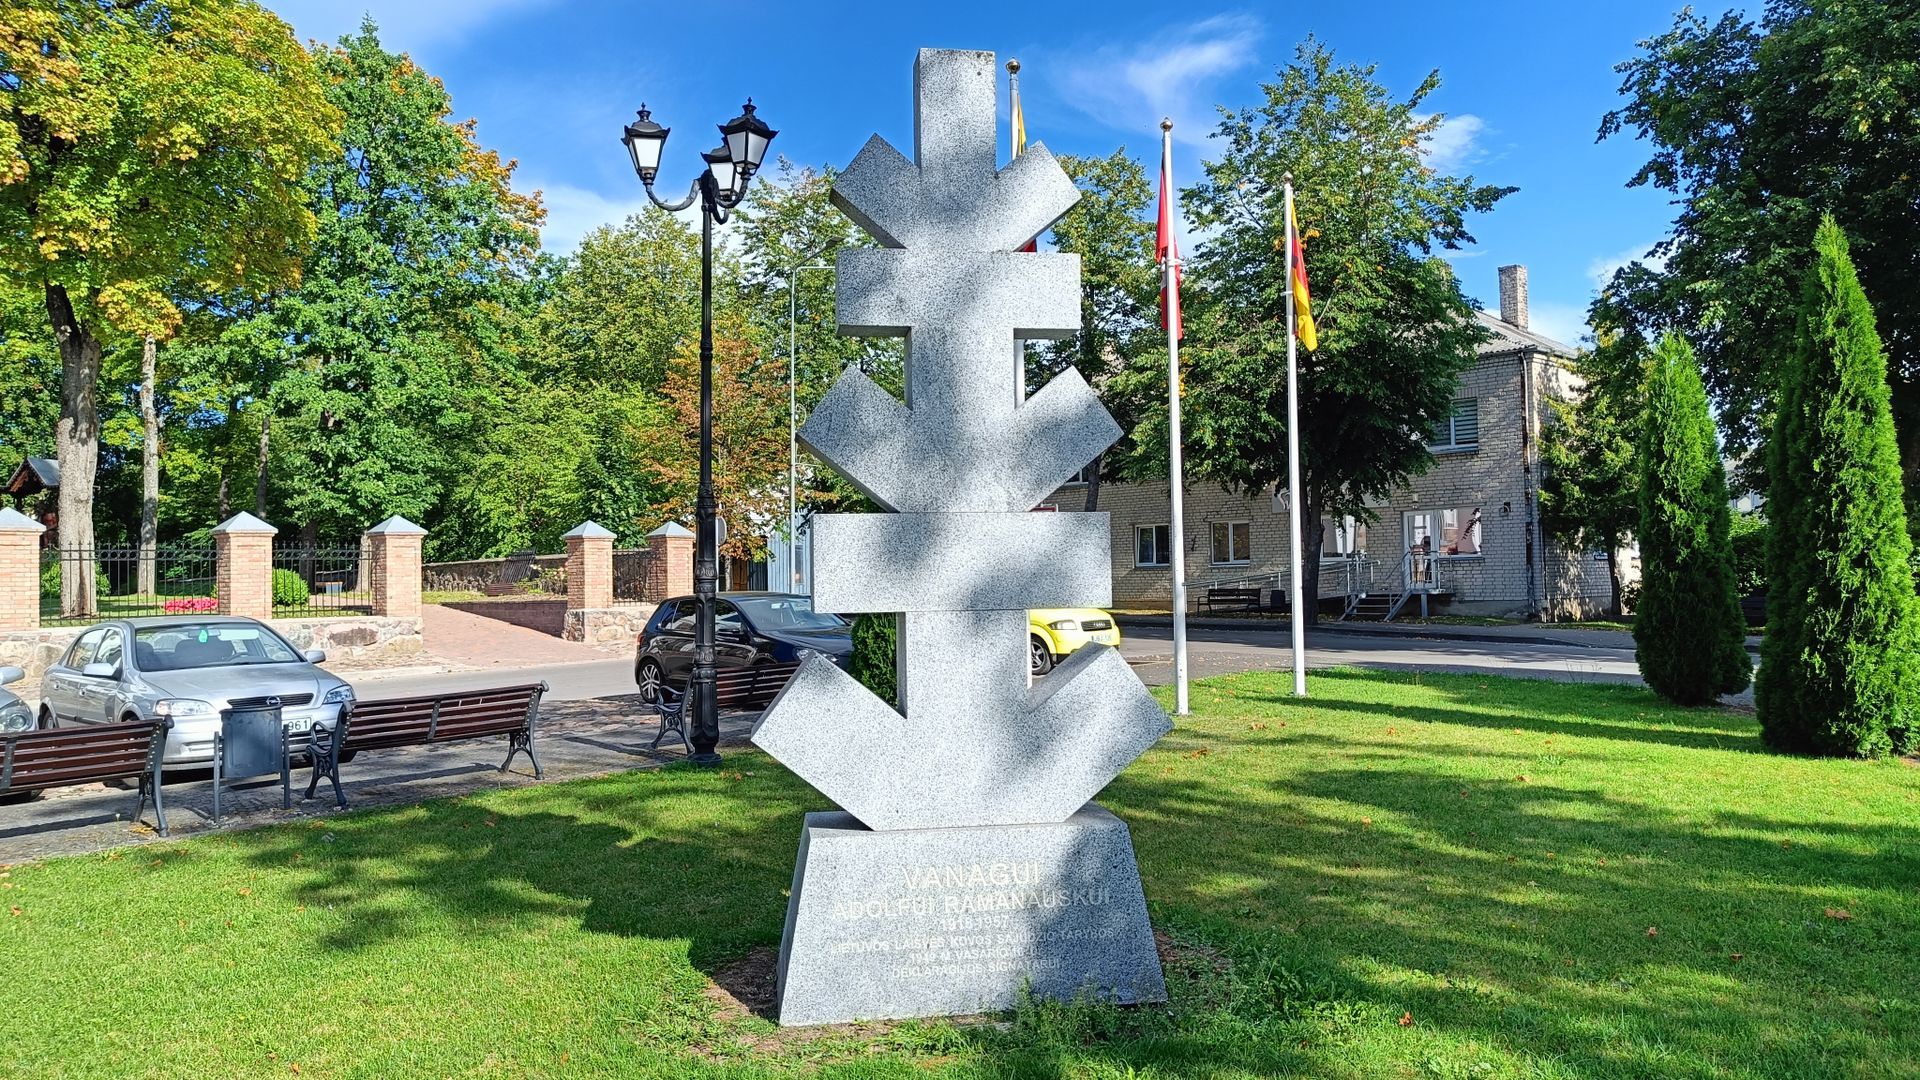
xmin=654 ymin=662 xmax=802 ymax=753
xmin=299 ymin=683 xmax=549 ymax=807
xmin=0 ymin=718 xmax=171 ymax=835
xmin=1205 ymin=585 xmax=1263 ymax=612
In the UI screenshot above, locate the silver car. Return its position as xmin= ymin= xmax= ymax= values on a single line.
xmin=38 ymin=616 xmax=354 ymax=767
xmin=0 ymin=666 xmax=30 ymax=734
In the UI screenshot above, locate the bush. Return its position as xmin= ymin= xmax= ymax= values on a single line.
xmin=850 ymin=613 xmax=899 ymax=708
xmin=1632 ymin=332 xmax=1752 ymax=705
xmin=272 ymin=568 xmax=311 ymax=607
xmin=1758 ymin=216 xmax=1920 ymax=757
xmin=40 ymin=559 xmax=110 ymax=600
xmin=1728 ymin=512 xmax=1768 ymax=596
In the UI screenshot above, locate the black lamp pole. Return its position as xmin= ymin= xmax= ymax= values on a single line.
xmin=623 ymin=101 xmax=777 ymax=766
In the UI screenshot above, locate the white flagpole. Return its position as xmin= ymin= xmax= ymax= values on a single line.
xmin=1162 ymin=119 xmax=1190 ymax=716
xmin=1283 ymin=173 xmax=1308 ymax=698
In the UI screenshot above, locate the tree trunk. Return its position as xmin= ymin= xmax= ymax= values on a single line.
xmin=217 ymin=399 xmax=237 ymax=519
xmin=1300 ymin=491 xmax=1324 ymax=625
xmin=138 ymin=335 xmax=159 ymax=596
xmin=1606 ymin=544 xmax=1624 ymax=619
xmin=1083 ymin=451 xmax=1104 ymax=512
xmin=254 ymin=410 xmax=272 ymax=517
xmin=44 ymin=284 xmax=99 ymax=619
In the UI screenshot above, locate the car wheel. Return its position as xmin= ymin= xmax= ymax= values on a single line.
xmin=1030 ymin=635 xmax=1056 ymax=676
xmin=637 ymin=659 xmax=665 ymax=703
xmin=36 ymin=706 xmax=54 ymax=730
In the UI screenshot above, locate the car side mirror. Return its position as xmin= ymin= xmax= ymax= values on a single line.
xmin=0 ymin=666 xmax=21 ymax=686
xmin=303 ymin=649 xmax=328 ymax=664
xmin=81 ymin=662 xmax=117 ymax=679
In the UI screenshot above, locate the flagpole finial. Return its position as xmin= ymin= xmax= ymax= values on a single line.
xmin=1283 ymin=170 xmax=1293 ymax=185
xmin=1006 ymin=58 xmax=1020 ymax=74
xmin=1160 ymin=117 xmax=1173 ymax=133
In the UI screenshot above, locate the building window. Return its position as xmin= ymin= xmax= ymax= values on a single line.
xmin=1429 ymin=399 xmax=1480 ymax=451
xmin=1211 ymin=521 xmax=1250 ymax=565
xmin=1322 ymin=515 xmax=1367 ymax=556
xmin=1136 ymin=524 xmax=1171 ymax=567
xmin=1405 ymin=508 xmax=1483 ymax=557
xmin=1062 ymin=460 xmax=1096 ymax=485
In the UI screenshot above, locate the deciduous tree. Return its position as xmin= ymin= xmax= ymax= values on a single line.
xmin=1176 ymin=41 xmax=1511 ymax=616
xmin=0 ymin=0 xmax=338 ymax=611
xmin=1599 ymin=2 xmax=1920 ymax=500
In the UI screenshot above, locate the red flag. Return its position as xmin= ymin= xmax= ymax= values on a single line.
xmin=1156 ymin=135 xmax=1182 ymax=340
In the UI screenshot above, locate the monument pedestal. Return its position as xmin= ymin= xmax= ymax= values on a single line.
xmin=774 ymin=802 xmax=1166 ymax=1026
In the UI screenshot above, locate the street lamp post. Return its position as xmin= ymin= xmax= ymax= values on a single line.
xmin=786 ymin=261 xmax=832 ymax=589
xmin=623 ymin=99 xmax=777 ymax=766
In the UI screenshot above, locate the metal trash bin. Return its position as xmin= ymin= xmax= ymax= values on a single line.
xmin=211 ymin=705 xmax=284 ymax=823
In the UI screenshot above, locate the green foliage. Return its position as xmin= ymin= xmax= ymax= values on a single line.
xmin=1038 ymin=150 xmax=1160 ymax=506
xmin=537 ymin=206 xmax=701 ymax=391
xmin=0 ymin=0 xmax=341 ymax=334
xmin=1175 ymin=40 xmax=1509 ymax=614
xmin=228 ymin=22 xmax=542 ymax=540
xmin=39 ymin=558 xmax=107 ymax=599
xmin=1539 ymin=342 xmax=1641 ymax=616
xmin=849 ymin=613 xmax=898 ymax=708
xmin=1597 ymin=3 xmax=1920 ymax=496
xmin=1758 ymin=217 xmax=1919 ymax=757
xmin=1728 ymin=512 xmax=1767 ymax=597
xmin=1632 ymin=333 xmax=1750 ymax=705
xmin=270 ymin=568 xmax=309 ymax=607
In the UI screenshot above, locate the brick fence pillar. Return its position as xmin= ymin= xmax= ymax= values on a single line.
xmin=213 ymin=512 xmax=277 ymax=620
xmin=0 ymin=508 xmax=45 ymax=629
xmin=366 ymin=515 xmax=428 ymax=619
xmin=646 ymin=521 xmax=694 ymax=600
xmin=563 ymin=521 xmax=616 ymax=611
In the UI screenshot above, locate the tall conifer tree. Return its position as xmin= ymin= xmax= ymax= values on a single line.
xmin=1634 ymin=332 xmax=1751 ymax=705
xmin=1758 ymin=217 xmax=1919 ymax=756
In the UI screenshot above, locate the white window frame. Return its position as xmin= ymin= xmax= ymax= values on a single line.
xmin=1210 ymin=521 xmax=1251 ymax=566
xmin=1429 ymin=398 xmax=1481 ymax=452
xmin=1135 ymin=524 xmax=1171 ymax=568
xmin=1323 ymin=515 xmax=1367 ymax=558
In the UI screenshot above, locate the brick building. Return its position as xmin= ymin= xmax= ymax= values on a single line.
xmin=1044 ymin=265 xmax=1617 ymax=619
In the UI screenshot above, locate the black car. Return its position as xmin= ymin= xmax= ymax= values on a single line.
xmin=635 ymin=592 xmax=853 ymax=702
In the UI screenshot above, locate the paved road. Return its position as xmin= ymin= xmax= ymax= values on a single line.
xmin=351 ymin=621 xmax=1681 ymax=703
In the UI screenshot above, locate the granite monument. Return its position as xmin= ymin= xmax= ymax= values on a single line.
xmin=752 ymin=47 xmax=1173 ymax=1026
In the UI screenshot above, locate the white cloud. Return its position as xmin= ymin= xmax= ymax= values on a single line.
xmin=1051 ymin=14 xmax=1264 ymax=145
xmin=530 ymin=180 xmax=718 ymax=254
xmin=1586 ymin=242 xmax=1668 ymax=290
xmin=1526 ymin=300 xmax=1592 ymax=349
xmin=1421 ymin=113 xmax=1486 ymax=173
xmin=270 ymin=0 xmax=554 ymax=51
xmin=530 ymin=182 xmax=655 ymax=254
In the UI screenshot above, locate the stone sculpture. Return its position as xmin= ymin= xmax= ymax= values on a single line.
xmin=752 ymin=47 xmax=1172 ymax=1027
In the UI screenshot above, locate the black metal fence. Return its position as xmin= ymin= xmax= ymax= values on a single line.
xmin=38 ymin=545 xmax=219 ymax=628
xmin=271 ymin=543 xmax=380 ymax=619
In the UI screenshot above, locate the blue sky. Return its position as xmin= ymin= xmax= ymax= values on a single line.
xmin=268 ymin=0 xmax=1742 ymax=347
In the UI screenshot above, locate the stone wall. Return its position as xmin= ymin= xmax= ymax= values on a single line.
xmin=0 ymin=615 xmax=424 ymax=689
xmin=423 ymin=553 xmax=566 ymax=594
xmin=562 ymin=605 xmax=656 ymax=646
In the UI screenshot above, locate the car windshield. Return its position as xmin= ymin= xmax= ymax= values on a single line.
xmin=134 ymin=623 xmax=302 ymax=671
xmin=732 ymin=596 xmax=847 ymax=631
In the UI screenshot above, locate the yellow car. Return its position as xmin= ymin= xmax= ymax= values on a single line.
xmin=1029 ymin=608 xmax=1121 ymax=675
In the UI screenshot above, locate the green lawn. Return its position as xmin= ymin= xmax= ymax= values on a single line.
xmin=3 ymin=670 xmax=1916 ymax=1078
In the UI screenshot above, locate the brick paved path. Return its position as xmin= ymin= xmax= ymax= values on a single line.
xmin=420 ymin=602 xmax=617 ymax=667
xmin=0 ymin=694 xmax=756 ymax=864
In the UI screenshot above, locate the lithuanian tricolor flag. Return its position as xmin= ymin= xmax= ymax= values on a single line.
xmin=1284 ymin=194 xmax=1319 ymax=351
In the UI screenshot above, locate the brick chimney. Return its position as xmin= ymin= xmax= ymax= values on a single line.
xmin=1498 ymin=264 xmax=1529 ymax=329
